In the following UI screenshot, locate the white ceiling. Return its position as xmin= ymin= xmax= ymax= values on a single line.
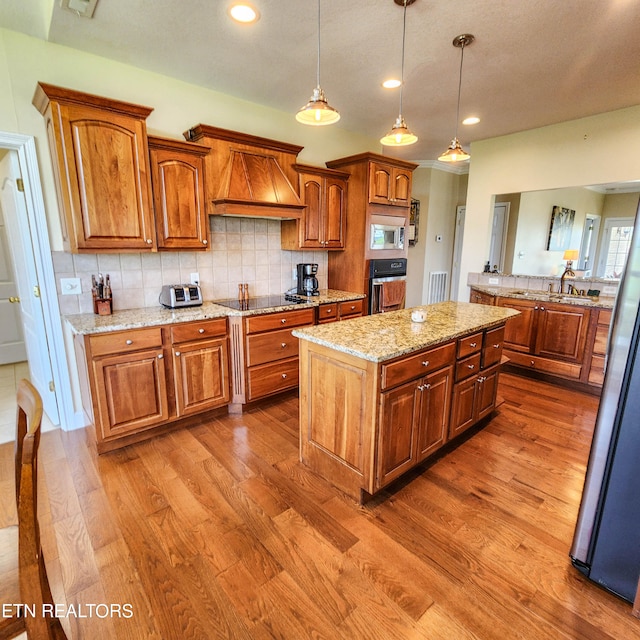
xmin=1 ymin=0 xmax=640 ymax=165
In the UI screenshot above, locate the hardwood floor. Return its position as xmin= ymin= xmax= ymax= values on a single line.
xmin=1 ymin=373 xmax=639 ymax=639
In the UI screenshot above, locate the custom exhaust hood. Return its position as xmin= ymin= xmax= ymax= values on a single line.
xmin=184 ymin=125 xmax=305 ymax=220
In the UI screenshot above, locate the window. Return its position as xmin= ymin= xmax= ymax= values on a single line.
xmin=598 ymin=217 xmax=634 ymax=278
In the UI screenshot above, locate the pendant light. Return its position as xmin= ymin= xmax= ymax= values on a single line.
xmin=439 ymin=34 xmax=474 ymax=162
xmin=380 ymin=0 xmax=417 ymax=147
xmin=296 ymin=0 xmax=340 ymax=126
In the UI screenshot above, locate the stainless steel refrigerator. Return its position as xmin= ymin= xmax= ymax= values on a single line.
xmin=570 ymin=198 xmax=640 ymax=603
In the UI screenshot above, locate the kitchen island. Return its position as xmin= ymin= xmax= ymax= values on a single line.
xmin=293 ymin=301 xmax=519 ymax=502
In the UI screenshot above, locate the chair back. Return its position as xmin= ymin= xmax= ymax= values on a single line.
xmin=15 ymin=379 xmax=67 ymax=639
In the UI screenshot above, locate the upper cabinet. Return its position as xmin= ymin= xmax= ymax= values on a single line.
xmin=281 ymin=164 xmax=350 ymax=250
xmin=368 ymin=161 xmax=413 ymax=207
xmin=33 ymin=83 xmax=157 ymax=253
xmin=147 ymin=136 xmax=210 ymax=251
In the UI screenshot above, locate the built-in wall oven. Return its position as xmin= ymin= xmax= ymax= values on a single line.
xmin=369 ymin=258 xmax=407 ymax=314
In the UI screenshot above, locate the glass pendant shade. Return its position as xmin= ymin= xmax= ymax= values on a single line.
xmin=380 ymin=115 xmax=418 ymax=146
xmin=296 ymin=87 xmax=340 ymax=125
xmin=296 ymin=0 xmax=339 ymax=126
xmin=438 ymin=137 xmax=470 ymax=162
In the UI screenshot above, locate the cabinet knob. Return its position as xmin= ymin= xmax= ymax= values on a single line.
xmin=530 ymin=360 xmax=535 ymax=367
xmin=351 ymin=305 xmax=355 ymax=310
xmin=175 ymin=351 xmax=181 ymax=357
xmin=281 ymin=373 xmax=287 ymax=379
xmin=534 ymin=306 xmax=539 ymax=310
xmin=493 ymin=343 xmax=500 ymax=348
xmin=125 ymin=339 xmax=133 ymax=345
xmin=281 ymin=342 xmax=287 ymax=348
xmin=540 ymin=306 xmax=545 ymax=311
xmin=281 ymin=319 xmax=287 ymax=324
xmin=202 ymin=239 xmax=208 ymax=245
xmin=146 ymin=239 xmax=153 ymax=244
xmin=326 ymin=309 xmax=332 ymax=314
xmin=157 ymin=354 xmax=164 ymax=359
xmin=469 ymin=342 xmax=477 ymax=348
xmin=422 ymin=360 xmax=430 ymax=367
xmin=467 ymin=364 xmax=475 ymax=369
xmin=199 ymin=328 xmax=205 ymax=333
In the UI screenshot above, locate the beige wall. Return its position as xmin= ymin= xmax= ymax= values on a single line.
xmin=459 ymin=105 xmax=640 ymax=299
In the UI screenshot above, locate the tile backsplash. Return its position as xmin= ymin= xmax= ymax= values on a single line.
xmin=54 ymin=217 xmax=328 ymax=315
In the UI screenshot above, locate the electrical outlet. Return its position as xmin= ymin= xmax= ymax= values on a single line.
xmin=488 ymin=277 xmax=499 ymax=285
xmin=60 ymin=277 xmax=81 ymax=295
xmin=602 ymin=285 xmax=617 ymax=295
xmin=190 ymin=272 xmax=199 ymax=284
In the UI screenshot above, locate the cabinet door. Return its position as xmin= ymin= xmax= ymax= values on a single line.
xmin=449 ymin=376 xmax=477 ymax=439
xmin=93 ymin=348 xmax=168 ymax=440
xmin=534 ymin=303 xmax=590 ymax=362
xmin=476 ymin=366 xmax=499 ymax=422
xmin=470 ymin=290 xmax=495 ymax=305
xmin=369 ymin=162 xmax=394 ymax=205
xmin=417 ymin=366 xmax=453 ymax=461
xmin=173 ymin=338 xmax=230 ymax=417
xmin=150 ymin=144 xmax=209 ymax=250
xmin=55 ymin=102 xmax=155 ymax=252
xmin=377 ymin=380 xmax=420 ymax=487
xmin=323 ymin=176 xmax=347 ymax=248
xmin=299 ymin=173 xmax=323 ymax=249
xmin=498 ymin=298 xmax=537 ymax=352
xmin=391 ymin=168 xmax=412 ymax=206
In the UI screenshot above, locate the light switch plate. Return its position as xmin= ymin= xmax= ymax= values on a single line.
xmin=60 ymin=277 xmax=81 ymax=295
xmin=190 ymin=272 xmax=200 ymax=284
xmin=488 ymin=277 xmax=500 ymax=285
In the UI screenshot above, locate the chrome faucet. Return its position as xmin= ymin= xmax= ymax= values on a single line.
xmin=560 ymin=264 xmax=576 ymax=294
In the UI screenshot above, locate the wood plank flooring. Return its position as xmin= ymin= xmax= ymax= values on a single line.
xmin=2 ymin=373 xmax=640 ymax=639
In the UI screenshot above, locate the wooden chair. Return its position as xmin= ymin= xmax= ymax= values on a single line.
xmin=0 ymin=379 xmax=67 ymax=639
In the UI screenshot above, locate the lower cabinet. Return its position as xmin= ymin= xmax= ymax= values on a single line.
xmin=450 ymin=365 xmax=499 ymax=438
xmin=76 ymin=319 xmax=230 ymax=452
xmin=317 ymin=298 xmax=364 ymax=324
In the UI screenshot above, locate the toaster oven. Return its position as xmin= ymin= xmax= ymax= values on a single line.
xmin=159 ymin=284 xmax=203 ymax=308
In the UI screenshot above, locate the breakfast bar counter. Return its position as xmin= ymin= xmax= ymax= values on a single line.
xmin=294 ymin=301 xmax=519 ymax=503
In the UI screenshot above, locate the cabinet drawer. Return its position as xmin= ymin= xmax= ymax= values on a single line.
xmin=598 ymin=309 xmax=612 ymax=326
xmin=592 ymin=324 xmax=609 ymax=356
xmin=456 ymin=352 xmax=482 ymax=382
xmin=245 ymin=308 xmax=315 ymax=334
xmin=588 ymin=354 xmax=605 ymax=385
xmin=339 ymin=299 xmax=364 ymax=318
xmin=381 ymin=342 xmax=455 ymax=390
xmin=171 ymin=318 xmax=227 ymax=343
xmin=317 ymin=304 xmax=338 ymax=323
xmin=88 ymin=327 xmax=163 ymax=357
xmin=246 ymin=328 xmax=299 ymax=367
xmin=505 ymin=349 xmax=582 ymax=379
xmin=457 ymin=332 xmax=483 ymax=359
xmin=482 ymin=326 xmax=505 ymax=368
xmin=247 ymin=359 xmax=299 ymax=400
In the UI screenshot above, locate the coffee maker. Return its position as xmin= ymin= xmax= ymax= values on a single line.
xmin=296 ymin=263 xmax=319 ymax=296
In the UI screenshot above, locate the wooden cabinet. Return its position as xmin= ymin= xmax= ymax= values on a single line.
xmin=81 ymin=328 xmax=169 ymax=443
xmin=450 ymin=329 xmax=501 ymax=439
xmin=33 ymin=83 xmax=156 ymax=253
xmin=325 ymin=153 xmax=418 ymax=302
xmin=498 ymin=296 xmax=591 ymax=381
xmin=281 ymin=165 xmax=349 ymax=250
xmin=368 ymin=161 xmax=413 ymax=207
xmin=148 ymin=136 xmax=210 ymax=251
xmin=317 ymin=298 xmax=364 ymax=324
xmin=75 ymin=319 xmax=230 ymax=452
xmin=228 ymin=307 xmax=315 ymax=407
xmin=587 ymin=308 xmax=612 ymax=386
xmin=170 ymin=319 xmax=229 ymax=417
xmin=470 ymin=289 xmax=496 ymax=305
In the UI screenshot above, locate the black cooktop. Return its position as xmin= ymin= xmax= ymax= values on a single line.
xmin=213 ymin=294 xmax=311 ymax=311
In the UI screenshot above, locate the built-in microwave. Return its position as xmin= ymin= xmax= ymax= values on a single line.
xmin=370 ymin=222 xmax=405 ymax=250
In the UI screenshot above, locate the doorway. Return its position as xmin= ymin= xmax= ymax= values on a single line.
xmin=579 ymin=214 xmax=601 ymax=276
xmin=488 ymin=202 xmax=510 ymax=273
xmin=0 ymin=132 xmax=74 ymax=430
xmin=450 ymin=206 xmax=465 ymax=301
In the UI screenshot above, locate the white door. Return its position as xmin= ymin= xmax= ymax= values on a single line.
xmin=0 ymin=197 xmax=27 ymax=363
xmin=488 ymin=202 xmax=510 ymax=273
xmin=450 ymin=206 xmax=465 ymax=300
xmin=597 ymin=217 xmax=635 ymax=278
xmin=1 ymin=162 xmax=60 ymax=422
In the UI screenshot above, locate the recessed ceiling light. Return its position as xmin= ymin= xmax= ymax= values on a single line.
xmin=228 ymin=3 xmax=260 ymax=23
xmin=462 ymin=116 xmax=480 ymax=125
xmin=382 ymin=79 xmax=402 ymax=89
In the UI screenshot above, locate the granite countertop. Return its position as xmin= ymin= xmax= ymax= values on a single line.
xmin=65 ymin=289 xmax=365 ymax=335
xmin=470 ymin=284 xmax=616 ymax=309
xmin=292 ymin=301 xmax=519 ymax=363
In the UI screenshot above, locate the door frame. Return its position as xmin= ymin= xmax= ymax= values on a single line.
xmin=0 ymin=132 xmax=75 ymax=429
xmin=450 ymin=206 xmax=465 ymax=301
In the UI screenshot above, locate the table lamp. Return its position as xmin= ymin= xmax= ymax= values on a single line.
xmin=562 ymin=249 xmax=579 ymax=281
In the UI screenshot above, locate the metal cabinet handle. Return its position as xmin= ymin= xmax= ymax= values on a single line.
xmin=540 ymin=306 xmax=545 ymax=311
xmin=281 ymin=373 xmax=287 ymax=379
xmin=422 ymin=360 xmax=430 ymax=367
xmin=467 ymin=364 xmax=475 ymax=369
xmin=146 ymin=239 xmax=153 ymax=244
xmin=351 ymin=305 xmax=355 ymax=310
xmin=326 ymin=309 xmax=332 ymax=314
xmin=469 ymin=342 xmax=477 ymax=347
xmin=281 ymin=319 xmax=287 ymax=324
xmin=493 ymin=343 xmax=500 ymax=348
xmin=125 ymin=339 xmax=133 ymax=345
xmin=199 ymin=328 xmax=205 ymax=333
xmin=202 ymin=239 xmax=208 ymax=245
xmin=175 ymin=351 xmax=181 ymax=357
xmin=281 ymin=342 xmax=287 ymax=348
xmin=534 ymin=306 xmax=539 ymax=310
xmin=157 ymin=354 xmax=164 ymax=359
xmin=530 ymin=360 xmax=535 ymax=366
